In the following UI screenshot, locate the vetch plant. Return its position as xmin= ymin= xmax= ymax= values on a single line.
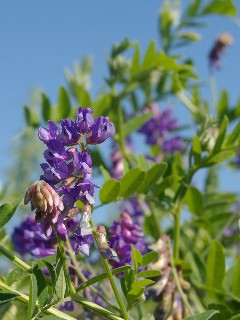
xmin=1 ymin=1 xmax=240 ymax=320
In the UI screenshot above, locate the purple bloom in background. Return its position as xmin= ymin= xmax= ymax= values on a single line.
xmin=110 ymin=137 xmax=133 ymax=180
xmin=86 ymin=116 xmax=116 ymax=145
xmin=108 ymin=212 xmax=147 ymax=268
xmin=209 ymin=33 xmax=233 ymax=69
xmin=139 ymin=107 xmax=178 ymax=145
xmin=161 ymin=136 xmax=185 ymax=154
xmin=120 ymin=200 xmax=145 ymax=226
xmin=12 ymin=215 xmax=79 ymax=259
xmin=12 ymin=216 xmax=56 ymax=258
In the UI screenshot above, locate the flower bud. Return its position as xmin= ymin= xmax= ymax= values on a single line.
xmin=96 ymin=225 xmax=118 ymax=260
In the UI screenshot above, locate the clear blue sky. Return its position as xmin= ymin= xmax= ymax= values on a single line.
xmin=0 ymin=1 xmax=240 ymax=194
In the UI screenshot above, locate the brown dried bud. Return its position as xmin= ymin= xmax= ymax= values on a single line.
xmin=24 ymin=180 xmax=63 ymax=213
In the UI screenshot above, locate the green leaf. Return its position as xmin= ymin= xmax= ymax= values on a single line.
xmin=206 ymin=241 xmax=225 ymax=289
xmin=120 ymin=168 xmax=145 ymax=198
xmin=122 ymin=112 xmax=153 ymax=138
xmin=72 ymin=294 xmax=123 ymax=320
xmin=208 ymin=150 xmax=235 ymax=165
xmin=212 ymin=116 xmax=228 ymax=153
xmin=226 ymin=121 xmax=240 ymax=146
xmin=24 ymin=106 xmax=40 ymax=128
xmin=76 ymin=265 xmax=131 ymax=292
xmin=176 ymin=31 xmax=201 ymax=42
xmin=153 ymin=175 xmax=179 ymax=196
xmin=185 ymin=310 xmax=220 ymax=320
xmin=55 ymin=250 xmax=67 ymax=301
xmin=126 ymin=286 xmax=144 ymax=303
xmin=185 ymin=186 xmax=203 ymax=215
xmin=39 ymin=316 xmax=65 ymax=320
xmin=136 ymin=155 xmax=148 ymax=171
xmin=192 ymin=135 xmax=202 ymax=166
xmin=142 ymin=40 xmax=156 ymax=70
xmin=186 ymin=251 xmax=206 ymax=284
xmin=41 ymin=93 xmax=51 ymax=121
xmin=0 ymin=292 xmax=19 ymax=306
xmin=32 ymin=264 xmax=48 ymax=309
xmin=76 ymin=88 xmax=91 ymax=107
xmin=130 ymin=43 xmax=140 ymax=75
xmin=28 ymin=272 xmax=38 ymax=320
xmin=202 ymin=0 xmax=237 ymax=16
xmin=99 ymin=179 xmax=121 ymax=203
xmin=131 ymin=246 xmax=143 ymax=272
xmin=217 ymin=90 xmax=228 ymax=120
xmin=207 ymin=304 xmax=231 ymax=320
xmin=232 ymin=256 xmax=240 ymax=296
xmin=99 ymin=165 xmax=111 ymax=181
xmin=137 ymin=163 xmax=168 ymax=193
xmin=141 ymin=251 xmax=159 ymax=266
xmin=137 ymin=270 xmax=161 ymax=278
xmin=132 ymin=279 xmax=155 ymax=288
xmin=57 ymin=87 xmax=71 ymax=119
xmin=0 ymin=200 xmax=21 ymax=228
xmin=6 ymin=267 xmax=29 ymax=285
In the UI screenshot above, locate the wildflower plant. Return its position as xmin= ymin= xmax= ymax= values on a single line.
xmin=1 ymin=1 xmax=240 ymax=320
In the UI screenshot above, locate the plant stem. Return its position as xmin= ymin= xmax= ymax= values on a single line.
xmin=0 ymin=280 xmax=76 ymax=320
xmin=100 ymin=257 xmax=130 ymax=320
xmin=0 ymin=244 xmax=32 ymax=272
xmin=90 ymin=218 xmax=130 ymax=320
xmin=65 ymin=238 xmax=121 ymax=313
xmin=168 ymin=239 xmax=194 ymax=315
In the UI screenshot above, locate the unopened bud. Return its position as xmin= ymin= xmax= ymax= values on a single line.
xmin=96 ymin=225 xmax=118 ymax=260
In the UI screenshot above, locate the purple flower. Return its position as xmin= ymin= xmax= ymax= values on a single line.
xmin=161 ymin=136 xmax=185 ymax=153
xmin=60 ymin=300 xmax=75 ymax=312
xmin=108 ymin=212 xmax=147 ymax=268
xmin=86 ymin=116 xmax=116 ymax=145
xmin=75 ymin=107 xmax=94 ymax=134
xmin=38 ymin=121 xmax=59 ymax=146
xmin=73 ymin=228 xmax=94 ymax=256
xmin=59 ymin=119 xmax=80 ymax=145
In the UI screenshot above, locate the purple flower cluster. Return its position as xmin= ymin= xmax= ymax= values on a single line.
xmin=108 ymin=212 xmax=147 ymax=268
xmin=138 ymin=104 xmax=185 ymax=154
xmin=24 ymin=107 xmax=115 ymax=255
xmin=12 ymin=215 xmax=79 ymax=259
xmin=39 ymin=107 xmax=115 ymax=211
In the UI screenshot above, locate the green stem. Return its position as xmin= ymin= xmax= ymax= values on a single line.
xmin=90 ymin=218 xmax=130 ymax=320
xmin=0 ymin=280 xmax=76 ymax=320
xmin=100 ymin=257 xmax=130 ymax=320
xmin=65 ymin=238 xmax=121 ymax=313
xmin=0 ymin=244 xmax=32 ymax=273
xmin=209 ymin=69 xmax=217 ymax=113
xmin=55 ymin=231 xmax=75 ymax=295
xmin=177 ymin=91 xmax=198 ymax=114
xmin=168 ymin=240 xmax=194 ymax=315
